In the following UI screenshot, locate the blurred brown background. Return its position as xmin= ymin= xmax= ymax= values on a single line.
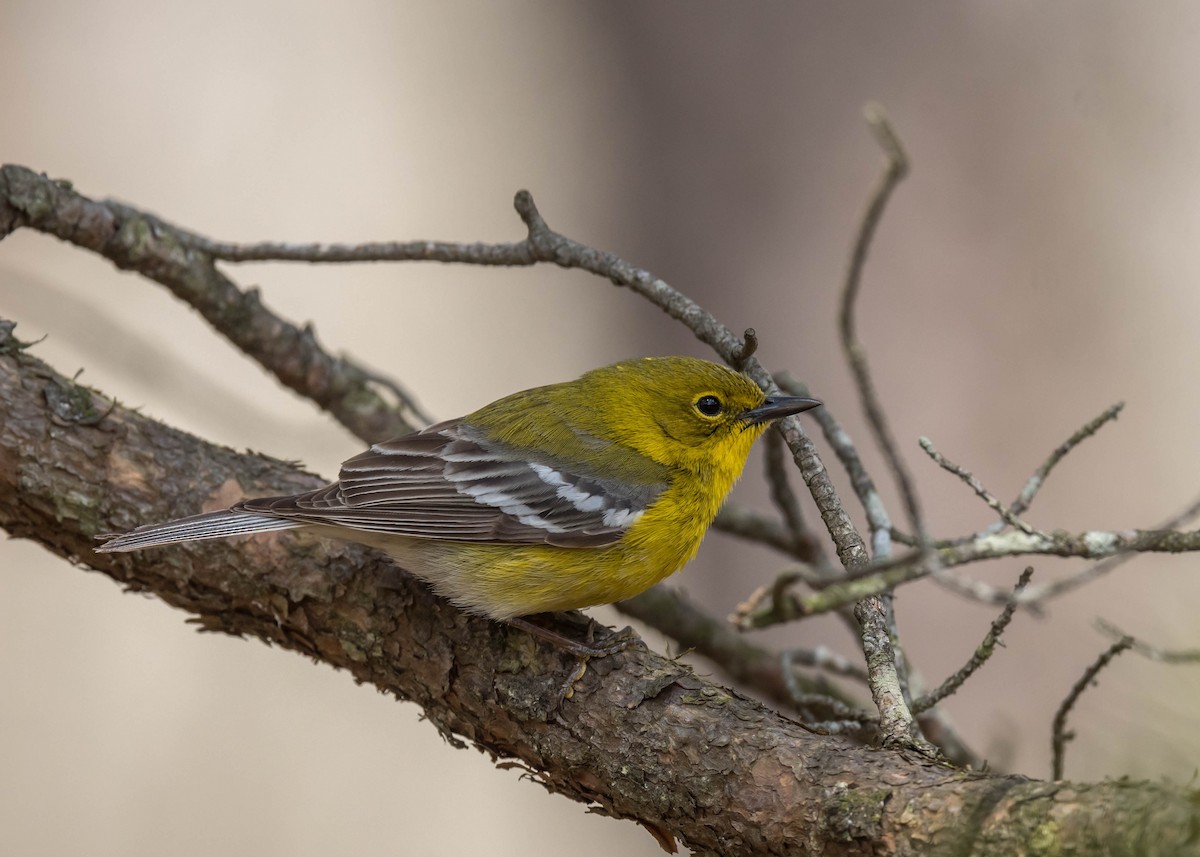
xmin=4 ymin=3 xmax=1200 ymax=855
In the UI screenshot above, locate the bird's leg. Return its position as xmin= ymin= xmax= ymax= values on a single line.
xmin=502 ymin=616 xmax=643 ymax=713
xmin=505 ymin=615 xmax=641 ymax=658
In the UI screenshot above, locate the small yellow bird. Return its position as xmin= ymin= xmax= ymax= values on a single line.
xmin=98 ymin=356 xmax=819 ymax=641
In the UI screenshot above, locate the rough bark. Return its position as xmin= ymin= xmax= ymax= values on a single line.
xmin=2 ymin=330 xmax=1198 ymax=855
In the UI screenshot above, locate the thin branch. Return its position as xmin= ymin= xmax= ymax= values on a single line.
xmin=804 ymin=719 xmax=878 ymax=736
xmin=828 ymin=105 xmax=927 ymax=751
xmin=730 ymin=569 xmax=807 ymax=627
xmin=732 ymin=326 xmax=759 ymax=369
xmin=937 ymin=493 xmax=1200 ymax=609
xmin=1052 ymin=637 xmax=1134 ymax=781
xmin=777 ymin=372 xmax=892 ymax=557
xmin=712 ymin=502 xmax=804 ymax=555
xmin=782 ymin=645 xmax=871 ymax=685
xmin=738 ymin=518 xmax=1200 ymax=623
xmin=928 ymin=567 xmax=1043 ymax=618
xmin=1008 ymin=402 xmax=1125 ymax=521
xmin=837 ymin=105 xmax=923 ymax=550
xmin=357 ymin=365 xmax=435 ymax=428
xmin=782 ymin=689 xmax=874 ymax=723
xmin=773 ymin=373 xmax=927 ymax=714
xmin=1096 ymin=619 xmax=1200 ymax=664
xmin=0 ymin=165 xmax=419 ymax=444
xmin=919 ymin=437 xmax=1045 ymax=537
xmin=711 ymin=502 xmax=814 ymax=560
xmin=1027 ymin=494 xmax=1200 ymax=603
xmin=912 ymin=567 xmax=1034 ymax=714
xmin=764 ymin=427 xmax=819 ymax=558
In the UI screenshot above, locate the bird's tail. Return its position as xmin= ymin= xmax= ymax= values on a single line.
xmin=95 ymin=508 xmax=301 ymax=553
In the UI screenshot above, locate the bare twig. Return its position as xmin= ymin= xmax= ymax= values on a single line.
xmin=781 ymin=686 xmax=873 ymax=723
xmin=764 ymin=428 xmax=813 ymax=554
xmin=828 ymin=105 xmax=929 ymax=751
xmin=782 ymin=645 xmax=871 ymax=684
xmin=712 ymin=502 xmax=814 ymax=560
xmin=837 ymin=105 xmax=923 ymax=550
xmin=776 ymin=372 xmax=930 ymax=719
xmin=1096 ymin=619 xmax=1200 ymax=664
xmin=1008 ymin=402 xmax=1125 ymax=521
xmin=739 ymin=518 xmax=1200 ymax=623
xmin=856 ymin=593 xmax=920 ymax=749
xmin=935 ymin=493 xmax=1200 ymax=609
xmin=357 ymin=366 xmax=435 ymax=428
xmin=919 ymin=437 xmax=1045 ymax=537
xmin=1052 ymin=637 xmax=1134 ymax=780
xmin=730 ymin=569 xmax=807 ymax=627
xmin=0 ymin=166 xmax=419 ymax=444
xmin=777 ymin=371 xmax=893 ymax=558
xmin=1027 ymin=494 xmax=1200 ymax=603
xmin=886 ymin=527 xmax=961 ymax=550
xmin=928 ymin=567 xmax=1044 ymax=618
xmin=912 ymin=567 xmax=1034 ymax=714
xmin=732 ymin=327 xmax=758 ymax=369
xmin=804 ymin=719 xmax=878 ymax=737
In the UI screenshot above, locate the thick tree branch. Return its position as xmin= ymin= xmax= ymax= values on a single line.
xmin=4 ymin=325 xmax=1200 ymax=854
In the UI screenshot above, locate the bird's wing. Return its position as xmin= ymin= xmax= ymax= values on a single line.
xmin=239 ymin=419 xmax=668 ymax=547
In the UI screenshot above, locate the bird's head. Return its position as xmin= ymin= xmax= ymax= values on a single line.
xmin=572 ymin=356 xmax=821 ymax=472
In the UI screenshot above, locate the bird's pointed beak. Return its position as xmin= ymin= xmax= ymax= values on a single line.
xmin=740 ymin=395 xmax=822 ymax=427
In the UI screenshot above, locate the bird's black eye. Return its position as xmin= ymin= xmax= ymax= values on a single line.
xmin=695 ymin=395 xmax=723 ymax=417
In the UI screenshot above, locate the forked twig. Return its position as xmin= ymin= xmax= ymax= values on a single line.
xmin=1007 ymin=402 xmax=1125 ymax=521
xmin=1096 ymin=619 xmax=1200 ymax=664
xmin=838 ymin=104 xmax=925 ymax=550
xmin=919 ymin=437 xmax=1045 ymax=537
xmin=938 ymin=493 xmax=1200 ymax=609
xmin=913 ymin=567 xmax=1034 ymax=713
xmin=777 ymin=372 xmax=893 ymax=557
xmin=1051 ymin=636 xmax=1133 ymax=780
xmin=782 ymin=645 xmax=871 ymax=684
xmin=829 ymin=104 xmax=930 ymax=750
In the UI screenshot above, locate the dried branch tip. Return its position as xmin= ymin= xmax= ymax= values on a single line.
xmin=733 ymin=328 xmax=758 ymax=369
xmin=863 ymin=102 xmax=909 ymax=177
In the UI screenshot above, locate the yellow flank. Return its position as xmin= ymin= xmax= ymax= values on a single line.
xmin=98 ymin=355 xmax=820 ymax=621
xmin=377 ymin=418 xmax=766 ymax=618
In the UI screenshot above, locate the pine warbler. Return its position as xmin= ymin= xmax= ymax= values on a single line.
xmin=98 ymin=356 xmax=819 ymax=623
